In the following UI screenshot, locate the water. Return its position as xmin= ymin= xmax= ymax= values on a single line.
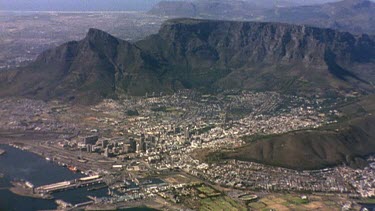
xmin=0 ymin=144 xmax=108 ymax=210
xmin=360 ymin=203 xmax=375 ymax=211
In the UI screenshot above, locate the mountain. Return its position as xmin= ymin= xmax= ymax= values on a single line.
xmin=219 ymin=94 xmax=375 ymax=170
xmin=266 ymin=0 xmax=375 ymax=35
xmin=0 ymin=28 xmax=165 ymax=104
xmin=148 ymin=1 xmax=199 ymax=17
xmin=148 ymin=0 xmax=375 ymax=35
xmin=148 ymin=0 xmax=343 ymax=17
xmin=148 ymin=0 xmax=264 ymax=19
xmin=137 ymin=19 xmax=375 ymax=94
xmin=1 ymin=19 xmax=374 ymax=103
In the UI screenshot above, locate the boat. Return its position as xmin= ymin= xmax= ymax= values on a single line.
xmin=67 ymin=165 xmax=78 ymax=173
xmin=0 ymin=149 xmax=5 ymax=155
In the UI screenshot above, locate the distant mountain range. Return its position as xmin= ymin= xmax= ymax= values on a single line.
xmin=0 ymin=19 xmax=374 ymax=104
xmin=266 ymin=0 xmax=375 ymax=35
xmin=149 ymin=0 xmax=375 ymax=35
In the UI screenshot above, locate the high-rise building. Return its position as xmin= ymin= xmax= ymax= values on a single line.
xmin=184 ymin=126 xmax=190 ymax=141
xmin=136 ymin=139 xmax=146 ymax=153
xmin=123 ymin=143 xmax=132 ymax=153
xmin=104 ymin=147 xmax=110 ymax=157
xmin=87 ymin=144 xmax=93 ymax=153
xmin=83 ymin=135 xmax=99 ymax=145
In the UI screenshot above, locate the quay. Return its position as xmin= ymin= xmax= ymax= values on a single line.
xmin=35 ymin=175 xmax=104 ymax=194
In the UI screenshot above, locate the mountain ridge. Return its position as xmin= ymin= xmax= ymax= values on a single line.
xmin=149 ymin=0 xmax=375 ymax=35
xmin=1 ymin=19 xmax=374 ymax=103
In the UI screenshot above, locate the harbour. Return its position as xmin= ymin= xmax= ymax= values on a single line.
xmin=0 ymin=144 xmax=108 ymax=210
xmin=36 ymin=175 xmax=104 ymax=194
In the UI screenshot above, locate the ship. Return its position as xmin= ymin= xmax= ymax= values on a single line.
xmin=67 ymin=166 xmax=78 ymax=173
xmin=55 ymin=199 xmax=72 ymax=209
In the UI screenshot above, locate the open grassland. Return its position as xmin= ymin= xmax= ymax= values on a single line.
xmin=200 ymin=196 xmax=247 ymax=211
xmin=197 ymin=185 xmax=221 ymax=197
xmin=247 ymin=194 xmax=344 ymax=211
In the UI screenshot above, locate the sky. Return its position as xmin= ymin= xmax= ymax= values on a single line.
xmin=0 ymin=0 xmax=371 ymax=12
xmin=0 ymin=0 xmax=163 ymax=11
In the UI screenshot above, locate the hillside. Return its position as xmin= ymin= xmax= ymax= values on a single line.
xmin=0 ymin=19 xmax=374 ymax=103
xmin=0 ymin=28 xmax=165 ymax=104
xmin=219 ymin=95 xmax=375 ymax=170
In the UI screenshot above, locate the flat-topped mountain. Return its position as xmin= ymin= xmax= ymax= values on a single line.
xmin=1 ymin=19 xmax=374 ymax=103
xmin=149 ymin=0 xmax=375 ymax=35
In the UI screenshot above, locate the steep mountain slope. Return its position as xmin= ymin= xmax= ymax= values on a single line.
xmin=137 ymin=19 xmax=375 ymax=94
xmin=0 ymin=19 xmax=374 ymax=103
xmin=0 ymin=29 xmax=165 ymax=103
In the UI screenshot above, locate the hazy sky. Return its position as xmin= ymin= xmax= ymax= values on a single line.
xmin=0 ymin=0 xmax=369 ymax=12
xmin=0 ymin=0 xmax=163 ymax=11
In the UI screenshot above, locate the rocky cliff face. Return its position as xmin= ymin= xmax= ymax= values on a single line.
xmin=1 ymin=19 xmax=374 ymax=103
xmin=138 ymin=19 xmax=374 ymax=94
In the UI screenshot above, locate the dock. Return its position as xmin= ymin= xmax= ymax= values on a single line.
xmin=36 ymin=175 xmax=104 ymax=194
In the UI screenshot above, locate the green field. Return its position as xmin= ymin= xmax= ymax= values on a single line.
xmin=196 ymin=185 xmax=221 ymax=197
xmin=283 ymin=195 xmax=309 ymax=205
xmin=200 ymin=196 xmax=247 ymax=211
xmin=248 ymin=202 xmax=267 ymax=209
xmin=359 ymin=198 xmax=375 ymax=204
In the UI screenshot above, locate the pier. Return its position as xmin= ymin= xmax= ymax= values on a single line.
xmin=36 ymin=175 xmax=104 ymax=194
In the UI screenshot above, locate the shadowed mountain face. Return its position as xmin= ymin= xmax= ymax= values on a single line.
xmin=0 ymin=19 xmax=374 ymax=103
xmin=149 ymin=0 xmax=375 ymax=35
xmin=0 ymin=29 xmax=165 ymax=104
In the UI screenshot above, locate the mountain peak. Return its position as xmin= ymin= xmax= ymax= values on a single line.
xmin=1 ymin=20 xmax=374 ymax=104
xmin=85 ymin=28 xmax=117 ymax=42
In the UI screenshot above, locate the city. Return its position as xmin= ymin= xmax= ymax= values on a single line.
xmin=0 ymin=90 xmax=373 ymax=210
